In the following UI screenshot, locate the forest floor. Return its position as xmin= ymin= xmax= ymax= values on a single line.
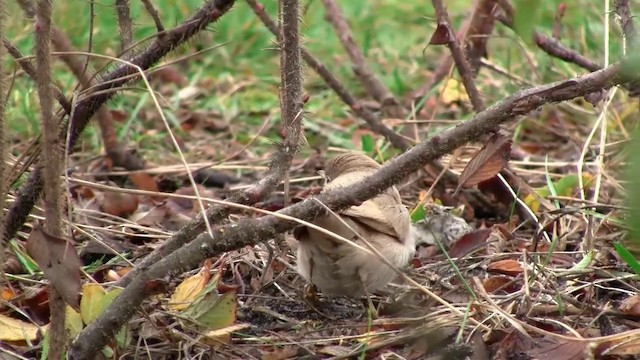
xmin=2 ymin=0 xmax=640 ymax=359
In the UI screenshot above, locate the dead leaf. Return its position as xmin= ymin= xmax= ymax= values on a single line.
xmin=80 ymin=283 xmax=107 ymax=325
xmin=180 ymin=270 xmax=238 ymax=346
xmin=448 ymin=228 xmax=492 ymax=258
xmin=620 ymin=294 xmax=640 ymax=316
xmin=101 ymin=191 xmax=139 ymax=218
xmin=261 ymin=345 xmax=300 ymax=360
xmin=168 ymin=263 xmax=213 ymax=311
xmin=482 ymin=276 xmax=516 ymax=294
xmin=441 ymin=78 xmax=470 ymax=105
xmin=594 ymin=329 xmax=640 ymax=356
xmin=526 ymin=337 xmax=586 ymax=360
xmin=455 ymin=133 xmax=511 ymax=194
xmin=0 ymin=313 xmax=42 ymax=342
xmin=26 ymin=224 xmax=82 ymax=310
xmin=429 ymin=22 xmax=455 ymax=45
xmin=487 ymin=259 xmax=523 ymax=276
xmin=129 ymin=172 xmax=159 ymax=193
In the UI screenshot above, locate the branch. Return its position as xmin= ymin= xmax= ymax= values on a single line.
xmin=0 ymin=0 xmax=6 ymax=264
xmin=613 ymin=0 xmax=638 ymax=50
xmin=3 ymin=0 xmax=236 ymax=243
xmin=35 ymin=0 xmax=66 ymax=356
xmin=68 ymin=58 xmax=628 ymax=360
xmin=115 ymin=0 xmax=133 ymax=52
xmin=432 ymin=0 xmax=485 ymax=112
xmin=320 ymin=0 xmax=400 ymax=114
xmin=141 ymin=0 xmax=165 ymax=34
xmin=247 ymin=0 xmax=410 ymax=151
xmin=496 ymin=1 xmax=601 ymax=72
xmin=117 ymin=0 xmax=305 ymax=286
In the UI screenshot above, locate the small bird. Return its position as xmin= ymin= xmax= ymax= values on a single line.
xmin=294 ymin=152 xmax=415 ymax=297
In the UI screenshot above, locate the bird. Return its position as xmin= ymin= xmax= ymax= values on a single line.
xmin=293 ymin=152 xmax=415 ymax=297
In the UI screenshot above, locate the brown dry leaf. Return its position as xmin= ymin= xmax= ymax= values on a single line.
xmin=487 ymin=224 xmax=511 ymax=255
xmin=153 ymin=65 xmax=188 ymax=86
xmin=101 ymin=191 xmax=139 ymax=218
xmin=455 ymin=133 xmax=511 ymax=194
xmin=0 ymin=313 xmax=42 ymax=342
xmin=619 ymin=294 xmax=640 ymax=316
xmin=526 ymin=337 xmax=586 ymax=360
xmin=482 ymin=276 xmax=515 ymax=294
xmin=487 ymin=259 xmax=523 ymax=276
xmin=109 ymin=109 xmax=128 ymax=122
xmin=26 ymin=224 xmax=82 ymax=310
xmin=129 ymin=172 xmax=159 ymax=193
xmin=429 ymin=22 xmax=455 ymax=45
xmin=448 ymin=228 xmax=492 ymax=258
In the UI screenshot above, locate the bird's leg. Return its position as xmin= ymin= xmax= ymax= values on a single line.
xmin=303 ymin=283 xmax=321 ymax=305
xmin=361 ymin=282 xmax=379 ymax=319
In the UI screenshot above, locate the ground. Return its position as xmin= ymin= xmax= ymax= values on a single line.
xmin=1 ymin=0 xmax=640 ymax=359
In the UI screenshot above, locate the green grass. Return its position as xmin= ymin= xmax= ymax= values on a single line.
xmin=3 ymin=0 xmax=621 ymax=161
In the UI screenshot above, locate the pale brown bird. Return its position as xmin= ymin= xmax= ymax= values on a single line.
xmin=294 ymin=152 xmax=415 ymax=297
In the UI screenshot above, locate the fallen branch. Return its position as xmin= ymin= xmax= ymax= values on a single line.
xmin=68 ymin=57 xmax=628 ymax=359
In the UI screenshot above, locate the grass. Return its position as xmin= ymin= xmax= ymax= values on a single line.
xmin=5 ymin=0 xmax=617 ymax=155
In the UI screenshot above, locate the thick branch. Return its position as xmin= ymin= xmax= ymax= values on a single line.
xmin=69 ymin=59 xmax=627 ymax=360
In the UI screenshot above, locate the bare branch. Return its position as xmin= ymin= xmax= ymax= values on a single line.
xmin=35 ymin=0 xmax=66 ymax=356
xmin=432 ymin=0 xmax=485 ymax=112
xmin=115 ymin=0 xmax=133 ymax=51
xmin=141 ymin=0 xmax=165 ymax=34
xmin=247 ymin=0 xmax=410 ymax=151
xmin=320 ymin=0 xmax=400 ymax=115
xmin=0 ymin=0 xmax=6 ymax=264
xmin=613 ymin=0 xmax=638 ymax=50
xmin=68 ymin=59 xmax=628 ymax=360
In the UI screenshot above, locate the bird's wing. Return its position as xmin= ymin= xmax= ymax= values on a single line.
xmin=324 ymin=172 xmax=410 ymax=241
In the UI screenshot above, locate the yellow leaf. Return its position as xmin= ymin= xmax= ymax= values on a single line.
xmin=66 ymin=305 xmax=84 ymax=339
xmin=168 ymin=269 xmax=211 ymax=311
xmin=441 ymin=78 xmax=470 ymax=105
xmin=201 ymin=323 xmax=250 ymax=347
xmin=0 ymin=313 xmax=41 ymax=342
xmin=80 ymin=283 xmax=107 ymax=325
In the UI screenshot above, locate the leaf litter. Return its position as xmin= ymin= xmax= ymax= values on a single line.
xmin=2 ymin=9 xmax=640 ymax=360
